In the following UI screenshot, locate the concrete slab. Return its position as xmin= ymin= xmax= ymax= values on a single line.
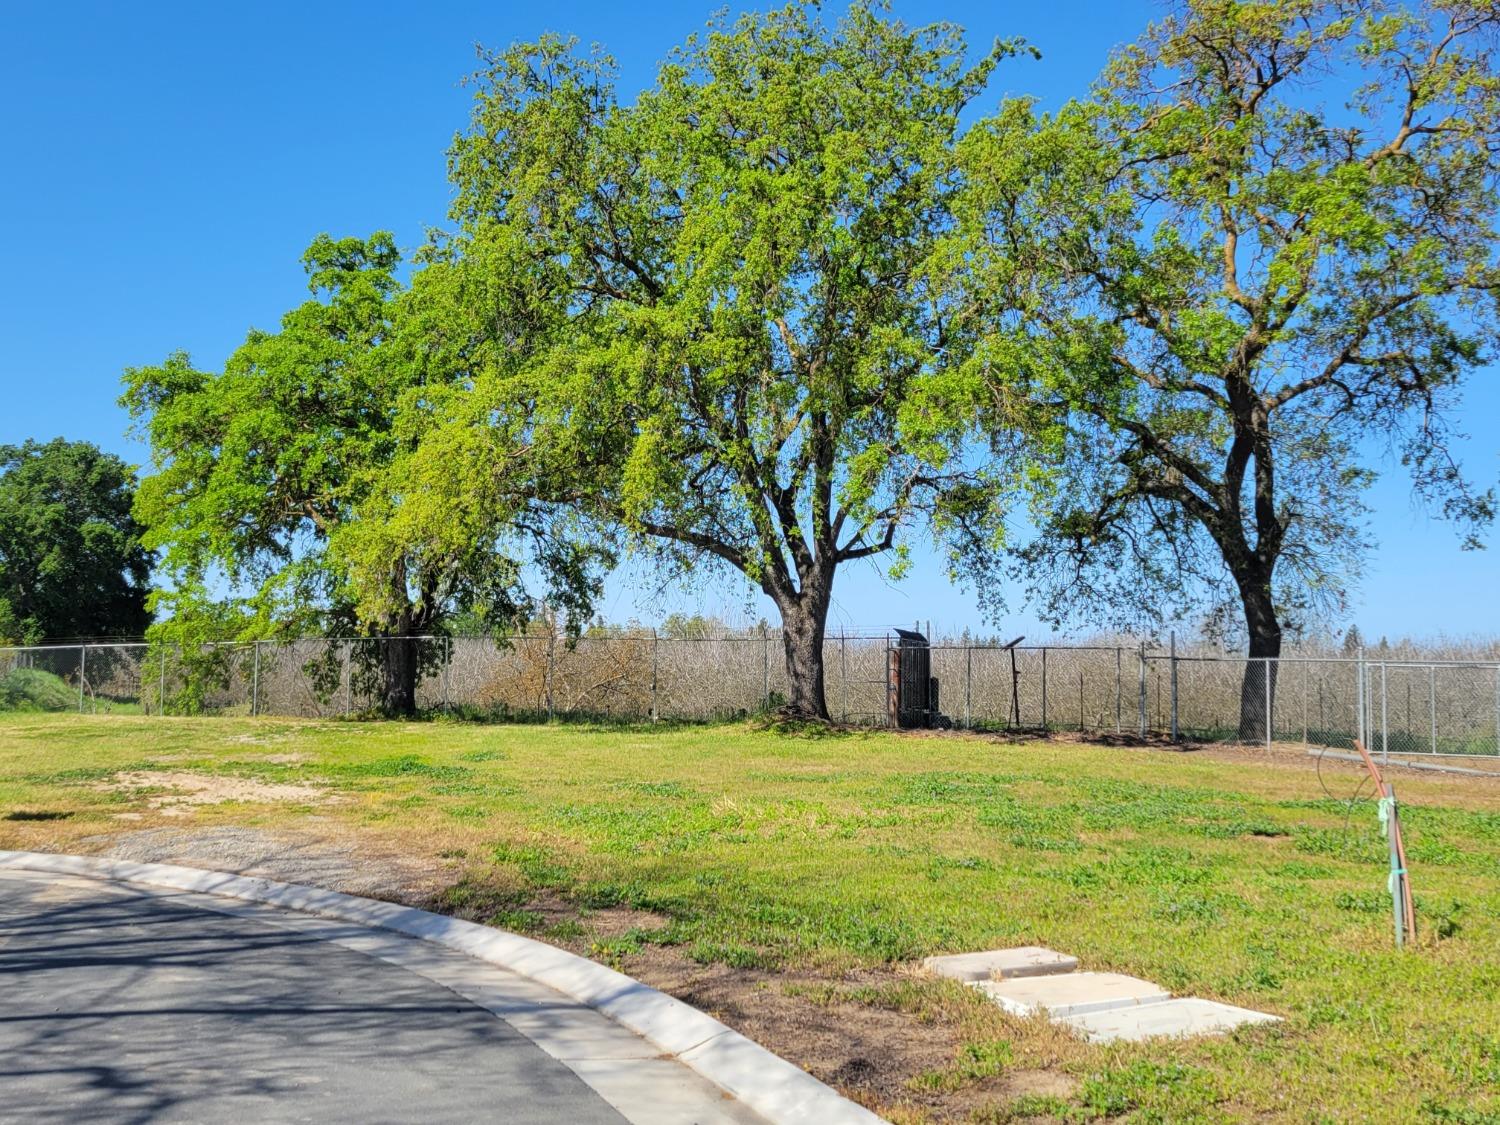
xmin=922 ymin=946 xmax=1079 ymax=982
xmin=1062 ymin=997 xmax=1282 ymax=1043
xmin=974 ymin=971 xmax=1171 ymax=1018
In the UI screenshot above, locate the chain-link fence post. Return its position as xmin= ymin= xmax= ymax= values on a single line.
xmin=343 ymin=641 xmax=353 ymax=717
xmin=650 ymin=628 xmax=659 ymax=723
xmin=78 ymin=645 xmax=87 ymax=713
xmin=1115 ymin=646 xmax=1122 ymax=732
xmin=1137 ymin=642 xmax=1147 ymax=738
xmin=1380 ymin=660 xmax=1389 ymax=763
xmin=1493 ymin=661 xmax=1500 ymax=757
xmin=251 ymin=640 xmax=261 ymax=717
xmin=763 ymin=633 xmax=770 ymax=711
xmin=1264 ymin=658 xmax=1272 ymax=752
xmin=1356 ymin=648 xmax=1366 ymax=749
xmin=964 ymin=644 xmax=972 ymax=730
xmin=1041 ymin=646 xmax=1049 ymax=730
xmin=1302 ymin=659 xmax=1309 ymax=747
xmin=1169 ymin=631 xmax=1179 ymax=742
xmin=1428 ymin=664 xmax=1437 ymax=754
xmin=545 ymin=623 xmax=556 ymax=721
xmin=840 ymin=633 xmax=848 ymax=723
xmin=442 ymin=635 xmax=451 ymax=714
xmin=159 ymin=647 xmax=168 ymax=717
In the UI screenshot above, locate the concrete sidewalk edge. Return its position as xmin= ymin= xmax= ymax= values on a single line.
xmin=0 ymin=850 xmax=885 ymax=1125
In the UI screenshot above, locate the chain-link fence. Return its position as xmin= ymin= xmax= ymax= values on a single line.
xmin=1150 ymin=653 xmax=1500 ymax=758
xmin=2 ymin=635 xmax=1496 ymax=758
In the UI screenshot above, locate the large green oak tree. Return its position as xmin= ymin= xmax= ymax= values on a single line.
xmin=429 ymin=2 xmax=1045 ymax=718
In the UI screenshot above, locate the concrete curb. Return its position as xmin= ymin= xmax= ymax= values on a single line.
xmin=0 ymin=850 xmax=885 ymax=1125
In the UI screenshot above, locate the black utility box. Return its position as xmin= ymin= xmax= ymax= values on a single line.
xmin=887 ymin=628 xmax=937 ymax=728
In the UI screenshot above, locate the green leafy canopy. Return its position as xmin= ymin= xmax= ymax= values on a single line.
xmin=0 ymin=439 xmax=152 ymax=644
xmin=120 ymin=233 xmax=598 ymax=653
xmin=412 ymin=1 xmax=1056 ymax=713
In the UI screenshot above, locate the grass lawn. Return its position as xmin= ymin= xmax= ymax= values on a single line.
xmin=2 ymin=713 xmax=1498 ymax=1123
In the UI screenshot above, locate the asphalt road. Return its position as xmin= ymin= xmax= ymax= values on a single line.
xmin=0 ymin=869 xmax=629 ymax=1124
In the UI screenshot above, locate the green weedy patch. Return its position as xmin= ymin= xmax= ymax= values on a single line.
xmin=323 ymin=754 xmax=470 ymax=781
xmin=1 ymin=712 xmax=1498 ymax=1122
xmin=1078 ymin=1060 xmax=1220 ymax=1120
xmin=0 ymin=668 xmax=78 ymax=712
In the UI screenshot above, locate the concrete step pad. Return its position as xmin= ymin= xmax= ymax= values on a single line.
xmin=974 ymin=971 xmax=1171 ymax=1018
xmin=922 ymin=947 xmax=1079 ymax=982
xmin=1061 ymin=997 xmax=1282 ymax=1043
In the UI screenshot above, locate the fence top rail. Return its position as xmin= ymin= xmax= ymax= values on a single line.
xmin=0 ymin=641 xmax=151 ymax=653
xmin=1152 ymin=653 xmax=1500 ymax=669
xmin=929 ymin=644 xmax=1130 ymax=653
xmin=1345 ymin=658 xmax=1500 ymax=669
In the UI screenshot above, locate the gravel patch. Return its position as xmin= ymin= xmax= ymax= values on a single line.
xmin=92 ymin=826 xmax=445 ymax=900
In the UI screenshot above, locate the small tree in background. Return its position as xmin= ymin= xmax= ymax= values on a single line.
xmin=122 ymin=234 xmax=601 ymax=714
xmin=0 ymin=439 xmax=152 ymax=645
xmin=952 ymin=0 xmax=1498 ymax=739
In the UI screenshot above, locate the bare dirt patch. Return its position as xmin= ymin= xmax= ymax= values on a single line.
xmin=615 ymin=949 xmax=1078 ymax=1120
xmin=630 ymin=953 xmax=954 ymax=1111
xmin=224 ymin=731 xmax=297 ymax=746
xmin=101 ymin=770 xmax=330 ymax=808
xmin=530 ymin=887 xmax=671 ymax=938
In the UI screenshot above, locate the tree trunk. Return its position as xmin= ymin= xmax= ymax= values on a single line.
xmin=776 ymin=579 xmax=832 ymax=720
xmin=380 ymin=635 xmax=420 ymax=716
xmin=1236 ymin=579 xmax=1282 ymax=743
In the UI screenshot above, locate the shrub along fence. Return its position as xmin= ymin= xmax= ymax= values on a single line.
xmin=1 ymin=634 xmax=1496 ymax=759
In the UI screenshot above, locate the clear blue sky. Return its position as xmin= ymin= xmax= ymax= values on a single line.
xmin=2 ymin=1 xmax=1495 ymax=643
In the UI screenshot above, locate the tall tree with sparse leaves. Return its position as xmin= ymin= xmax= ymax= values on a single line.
xmin=951 ymin=0 xmax=1499 ymax=739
